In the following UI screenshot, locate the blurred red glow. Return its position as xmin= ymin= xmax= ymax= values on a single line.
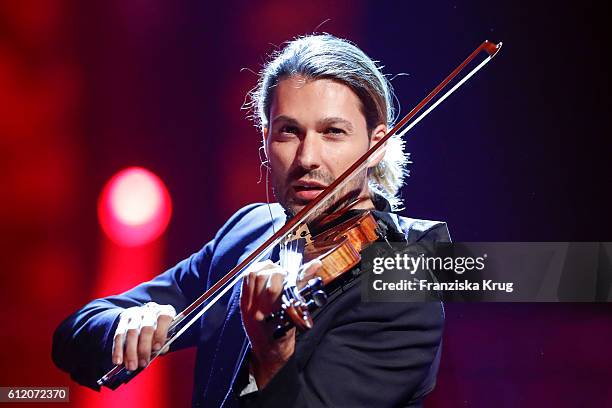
xmin=98 ymin=167 xmax=172 ymax=246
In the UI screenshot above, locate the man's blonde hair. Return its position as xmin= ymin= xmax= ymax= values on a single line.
xmin=248 ymin=34 xmax=409 ymax=210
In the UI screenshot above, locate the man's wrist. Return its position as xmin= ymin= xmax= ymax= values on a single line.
xmin=250 ymin=346 xmax=292 ymax=389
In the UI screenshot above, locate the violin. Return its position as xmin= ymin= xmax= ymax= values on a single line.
xmin=97 ymin=40 xmax=502 ymax=388
xmin=267 ymin=211 xmax=381 ymax=338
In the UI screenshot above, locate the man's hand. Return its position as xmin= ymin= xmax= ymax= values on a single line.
xmin=240 ymin=259 xmax=322 ymax=389
xmin=112 ymin=302 xmax=176 ymax=371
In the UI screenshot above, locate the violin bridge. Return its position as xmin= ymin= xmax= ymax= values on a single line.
xmin=284 ymin=223 xmax=313 ymax=246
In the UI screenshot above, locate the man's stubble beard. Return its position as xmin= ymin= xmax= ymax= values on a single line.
xmin=271 ymin=167 xmax=370 ymax=224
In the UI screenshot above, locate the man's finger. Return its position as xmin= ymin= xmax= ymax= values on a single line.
xmin=267 ymin=269 xmax=285 ymax=294
xmin=245 ymin=259 xmax=275 ymax=275
xmin=253 ymin=269 xmax=276 ymax=310
xmin=259 ymin=270 xmax=286 ymax=316
xmin=299 ymin=259 xmax=323 ymax=281
xmin=243 ymin=261 xmax=277 ymax=311
xmin=152 ymin=314 xmax=173 ymax=353
xmin=137 ymin=326 xmax=155 ymax=367
xmin=112 ymin=332 xmax=124 ymax=365
xmin=242 ymin=271 xmax=258 ymax=311
xmin=124 ymin=328 xmax=139 ymax=371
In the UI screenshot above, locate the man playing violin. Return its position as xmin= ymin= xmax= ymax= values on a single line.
xmin=53 ymin=34 xmax=451 ymax=407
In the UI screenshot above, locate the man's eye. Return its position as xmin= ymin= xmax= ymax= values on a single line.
xmin=325 ymin=127 xmax=346 ymax=136
xmin=280 ymin=126 xmax=299 ymax=135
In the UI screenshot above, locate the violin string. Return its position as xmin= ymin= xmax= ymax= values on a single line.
xmin=281 ymin=240 xmax=286 ymax=271
xmin=279 ymin=238 xmax=302 ymax=286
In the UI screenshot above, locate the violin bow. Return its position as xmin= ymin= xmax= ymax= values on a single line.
xmin=98 ymin=40 xmax=502 ymax=387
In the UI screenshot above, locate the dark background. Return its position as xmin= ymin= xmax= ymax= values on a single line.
xmin=1 ymin=0 xmax=610 ymax=407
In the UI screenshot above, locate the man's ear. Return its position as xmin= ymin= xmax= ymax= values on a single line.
xmin=367 ymin=123 xmax=388 ymax=168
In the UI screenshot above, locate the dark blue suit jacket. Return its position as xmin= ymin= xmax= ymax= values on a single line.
xmin=53 ymin=201 xmax=451 ymax=407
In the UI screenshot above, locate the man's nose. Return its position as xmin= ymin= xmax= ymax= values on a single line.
xmin=295 ymin=132 xmax=322 ymax=170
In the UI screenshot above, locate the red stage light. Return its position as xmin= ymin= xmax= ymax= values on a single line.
xmin=98 ymin=167 xmax=172 ymax=246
